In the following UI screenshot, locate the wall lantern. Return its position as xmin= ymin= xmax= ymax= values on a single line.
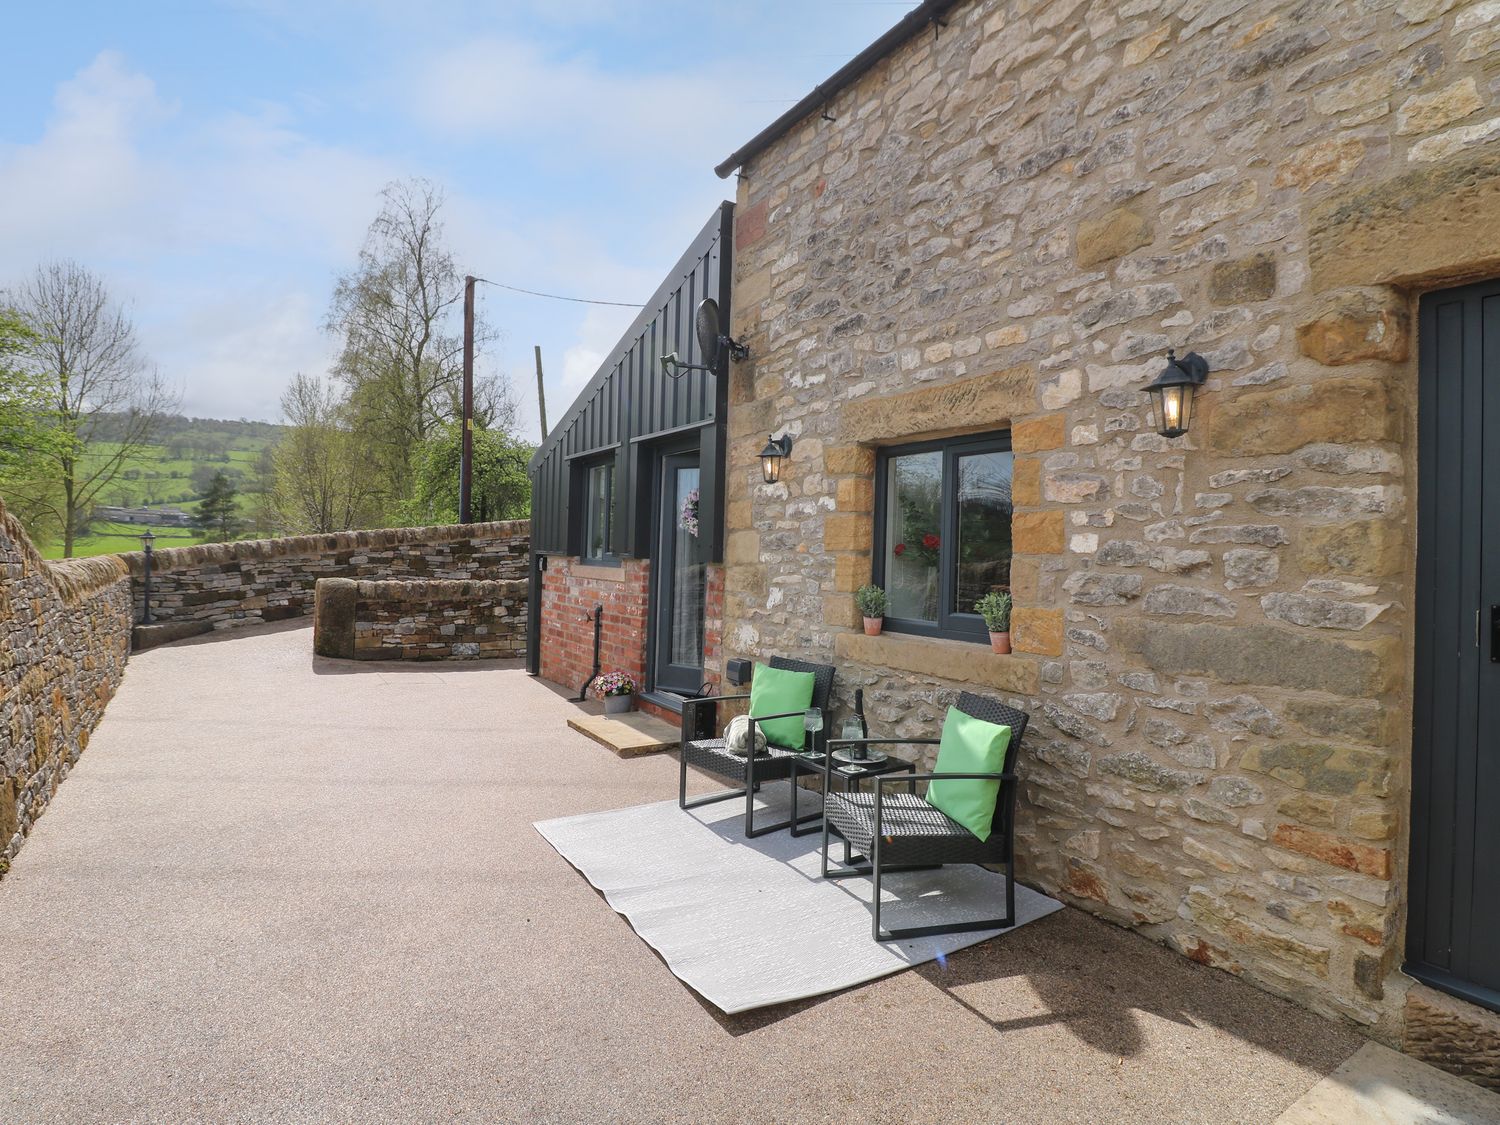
xmin=1145 ymin=349 xmax=1209 ymax=439
xmin=759 ymin=433 xmax=794 ymax=484
xmin=139 ymin=529 xmax=157 ymax=625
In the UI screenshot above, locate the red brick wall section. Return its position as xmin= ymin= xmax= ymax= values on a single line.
xmin=538 ymin=558 xmax=650 ymax=697
xmin=537 ymin=559 xmax=724 ymax=719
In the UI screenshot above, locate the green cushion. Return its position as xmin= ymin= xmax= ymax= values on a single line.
xmin=925 ymin=706 xmax=1012 ymax=842
xmin=748 ymin=663 xmax=817 ymax=750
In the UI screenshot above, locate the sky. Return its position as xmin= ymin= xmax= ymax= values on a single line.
xmin=0 ymin=0 xmax=917 ymax=440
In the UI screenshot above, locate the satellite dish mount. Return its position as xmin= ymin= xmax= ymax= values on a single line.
xmin=660 ymin=298 xmax=749 ymax=379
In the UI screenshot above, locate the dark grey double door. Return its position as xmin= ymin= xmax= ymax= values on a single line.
xmin=1409 ymin=277 xmax=1500 ymax=1013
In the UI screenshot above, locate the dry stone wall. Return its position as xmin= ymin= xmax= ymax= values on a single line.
xmin=124 ymin=521 xmax=529 ymax=634
xmin=724 ymin=0 xmax=1500 ymax=1040
xmin=313 ymin=577 xmax=528 ymax=661
xmin=0 ymin=498 xmax=132 ymax=869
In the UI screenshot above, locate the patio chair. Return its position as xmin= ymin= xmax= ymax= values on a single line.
xmin=819 ymin=692 xmax=1028 ymax=941
xmin=678 ymin=657 xmax=835 ymax=838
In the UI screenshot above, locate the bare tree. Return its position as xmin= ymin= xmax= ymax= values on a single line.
xmin=271 ymin=373 xmax=381 ymax=534
xmin=4 ymin=261 xmax=177 ymax=556
xmin=327 ymin=179 xmax=504 ymax=505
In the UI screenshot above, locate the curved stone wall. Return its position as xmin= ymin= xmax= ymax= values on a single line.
xmin=0 ymin=498 xmax=133 ymax=869
xmin=313 ymin=577 xmax=528 ymax=661
xmin=121 ymin=520 xmax=529 ymax=635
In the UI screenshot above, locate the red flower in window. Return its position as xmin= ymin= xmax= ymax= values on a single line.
xmin=893 ymin=542 xmax=906 ymax=556
xmin=922 ymin=533 xmax=940 ymax=550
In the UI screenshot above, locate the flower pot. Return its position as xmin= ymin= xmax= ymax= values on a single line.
xmin=863 ymin=616 xmax=884 ymax=637
xmin=989 ymin=630 xmax=1011 ymax=654
xmin=604 ymin=694 xmax=634 ymax=715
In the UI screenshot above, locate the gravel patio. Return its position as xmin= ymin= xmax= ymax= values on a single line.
xmin=0 ymin=621 xmax=1434 ymax=1123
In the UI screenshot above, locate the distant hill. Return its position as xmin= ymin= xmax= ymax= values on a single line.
xmin=35 ymin=415 xmax=290 ymax=560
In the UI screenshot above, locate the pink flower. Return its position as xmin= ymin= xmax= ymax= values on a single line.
xmin=922 ymin=533 xmax=940 ymax=550
xmin=893 ymin=543 xmax=906 ymax=556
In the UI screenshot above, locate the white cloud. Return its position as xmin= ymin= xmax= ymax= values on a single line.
xmin=0 ymin=51 xmax=405 ymax=423
xmin=2 ymin=14 xmax=809 ymax=430
xmin=0 ymin=51 xmax=176 ymax=262
xmin=149 ymin=285 xmax=335 ymax=421
xmin=409 ymin=35 xmax=768 ymax=171
xmin=560 ymin=303 xmax=640 ymax=392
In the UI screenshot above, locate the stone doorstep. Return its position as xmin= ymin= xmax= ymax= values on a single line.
xmin=1274 ymin=1042 xmax=1500 ymax=1124
xmin=567 ymin=712 xmax=680 ymax=759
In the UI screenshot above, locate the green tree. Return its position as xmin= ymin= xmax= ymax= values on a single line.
xmin=194 ymin=470 xmax=240 ymax=541
xmin=407 ymin=422 xmax=533 ymax=525
xmin=325 ymin=179 xmax=514 ymax=515
xmin=270 ymin=372 xmax=382 ymax=534
xmin=244 ymin=444 xmax=281 ymax=537
xmin=2 ymin=261 xmax=177 ymax=555
xmin=0 ymin=310 xmax=65 ymax=478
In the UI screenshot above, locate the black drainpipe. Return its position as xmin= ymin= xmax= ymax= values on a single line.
xmin=526 ymin=551 xmax=544 ymax=676
xmin=574 ymin=604 xmax=604 ymax=702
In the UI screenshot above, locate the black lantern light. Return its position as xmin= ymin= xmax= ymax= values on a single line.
xmin=139 ymin=529 xmax=156 ymax=625
xmin=759 ymin=433 xmax=793 ymax=484
xmin=1145 ymin=349 xmax=1209 ymax=439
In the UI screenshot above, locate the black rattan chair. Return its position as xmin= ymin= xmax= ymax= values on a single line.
xmin=820 ymin=692 xmax=1028 ymax=941
xmin=678 ymin=658 xmax=835 ymax=838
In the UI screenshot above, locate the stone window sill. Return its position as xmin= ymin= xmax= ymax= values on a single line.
xmin=833 ymin=630 xmax=1038 ymax=695
xmin=571 ymin=563 xmax=626 ymax=582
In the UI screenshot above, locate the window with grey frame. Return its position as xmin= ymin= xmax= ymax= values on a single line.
xmin=581 ymin=459 xmax=615 ymax=562
xmin=873 ymin=432 xmax=1013 ymax=642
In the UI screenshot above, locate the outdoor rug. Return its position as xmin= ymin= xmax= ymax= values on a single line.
xmin=533 ymin=781 xmax=1063 ymax=1013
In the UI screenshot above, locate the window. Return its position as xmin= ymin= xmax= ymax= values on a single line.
xmin=582 ymin=460 xmax=614 ymax=561
xmin=874 ymin=432 xmax=1013 ymax=642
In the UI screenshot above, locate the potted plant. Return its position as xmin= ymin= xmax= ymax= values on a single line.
xmin=595 ymin=671 xmax=637 ymax=715
xmin=855 ymin=584 xmax=888 ymax=636
xmin=975 ymin=591 xmax=1013 ymax=654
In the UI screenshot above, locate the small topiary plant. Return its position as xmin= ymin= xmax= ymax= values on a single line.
xmin=975 ymin=590 xmax=1013 ymax=632
xmin=854 ymin=584 xmax=888 ymax=619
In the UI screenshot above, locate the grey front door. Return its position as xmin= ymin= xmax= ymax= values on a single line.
xmin=1408 ymin=277 xmax=1500 ymax=1014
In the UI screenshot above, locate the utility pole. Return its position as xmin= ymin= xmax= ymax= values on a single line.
xmin=460 ymin=275 xmax=475 ymax=524
xmin=534 ymin=345 xmax=549 ymax=440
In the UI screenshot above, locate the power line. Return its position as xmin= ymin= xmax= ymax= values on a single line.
xmin=474 ymin=278 xmax=642 ymax=308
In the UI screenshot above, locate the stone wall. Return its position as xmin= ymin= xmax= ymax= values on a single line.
xmin=123 ymin=521 xmax=530 ymax=635
xmin=724 ymin=0 xmax=1500 ymax=1041
xmin=313 ymin=577 xmax=528 ymax=661
xmin=0 ymin=498 xmax=132 ymax=870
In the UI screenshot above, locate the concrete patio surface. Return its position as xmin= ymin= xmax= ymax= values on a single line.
xmin=0 ymin=620 xmax=1483 ymax=1123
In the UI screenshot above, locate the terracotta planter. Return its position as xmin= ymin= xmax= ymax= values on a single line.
xmin=863 ymin=616 xmax=884 ymax=636
xmin=989 ymin=630 xmax=1012 ymax=654
xmin=604 ymin=694 xmax=634 ymax=715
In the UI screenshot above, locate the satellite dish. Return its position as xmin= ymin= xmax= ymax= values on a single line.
xmin=695 ymin=299 xmax=722 ymax=367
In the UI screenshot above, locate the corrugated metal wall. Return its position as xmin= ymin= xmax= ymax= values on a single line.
xmin=528 ymin=202 xmax=733 ymax=564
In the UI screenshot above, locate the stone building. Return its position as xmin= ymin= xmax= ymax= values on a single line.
xmin=707 ymin=0 xmax=1500 ymax=1070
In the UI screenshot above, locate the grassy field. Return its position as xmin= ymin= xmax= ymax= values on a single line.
xmin=40 ymin=522 xmax=205 ymax=560
xmin=23 ymin=417 xmax=285 ymax=559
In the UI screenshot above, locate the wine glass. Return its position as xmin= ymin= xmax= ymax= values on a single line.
xmin=841 ymin=716 xmax=866 ymax=760
xmin=803 ymin=707 xmax=823 ymax=754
